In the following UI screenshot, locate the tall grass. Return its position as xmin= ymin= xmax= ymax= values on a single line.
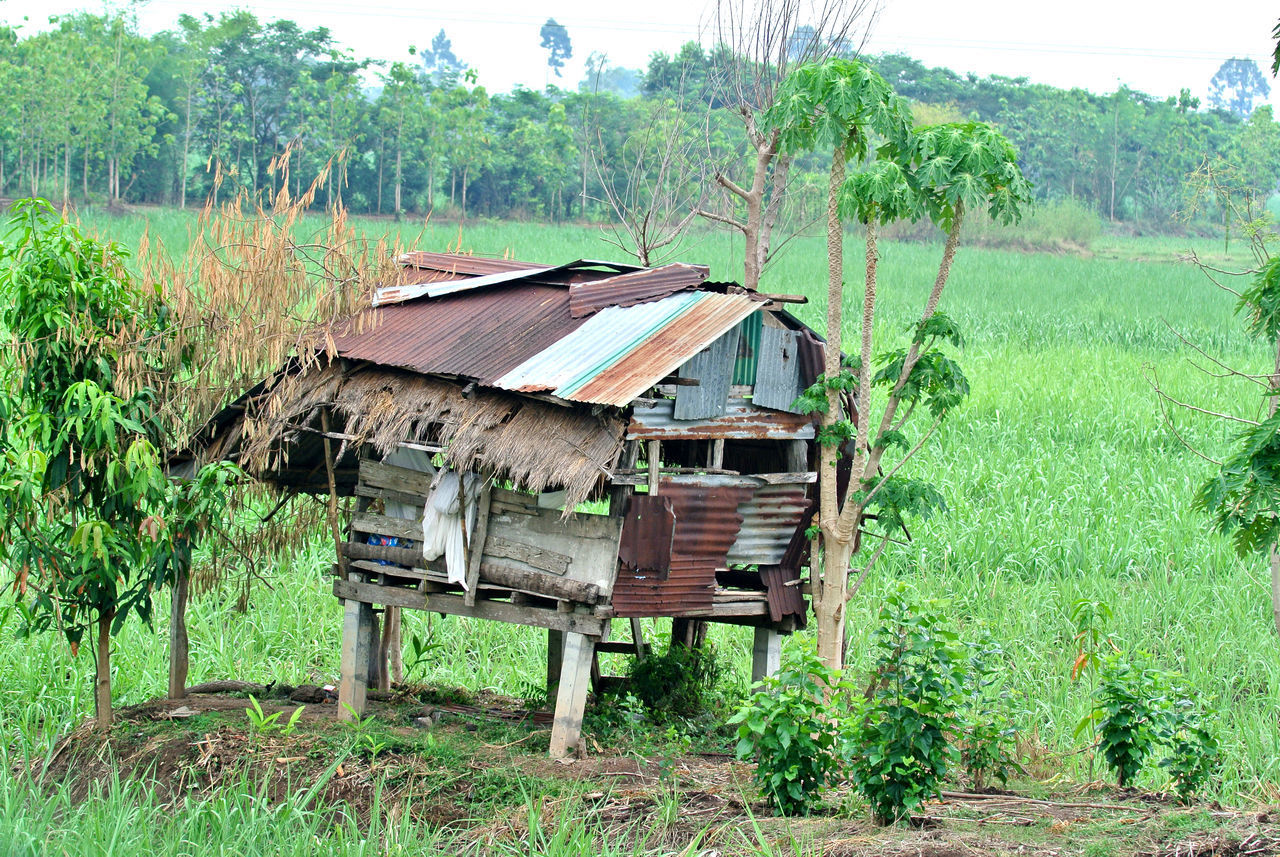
xmin=1 ymin=207 xmax=1276 ymax=849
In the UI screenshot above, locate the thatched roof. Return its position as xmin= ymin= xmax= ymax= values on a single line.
xmin=190 ymin=359 xmax=626 ymax=509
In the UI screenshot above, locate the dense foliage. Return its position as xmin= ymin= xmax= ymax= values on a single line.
xmin=0 ymin=11 xmax=1273 ymax=230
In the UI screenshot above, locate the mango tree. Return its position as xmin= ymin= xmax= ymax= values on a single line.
xmin=768 ymin=59 xmax=1032 ymax=669
xmin=0 ymin=201 xmax=237 ymax=728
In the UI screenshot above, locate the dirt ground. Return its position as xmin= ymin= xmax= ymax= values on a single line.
xmin=24 ymin=691 xmax=1280 ymax=857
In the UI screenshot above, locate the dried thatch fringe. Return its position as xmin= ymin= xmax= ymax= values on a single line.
xmin=200 ymin=360 xmax=626 ymax=510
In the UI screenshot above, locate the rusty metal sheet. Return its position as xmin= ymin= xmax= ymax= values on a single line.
xmin=760 ymin=565 xmax=806 ymax=624
xmin=618 ymin=495 xmax=675 ymax=574
xmin=796 ymin=327 xmax=826 ymax=392
xmin=333 ymin=283 xmax=586 ymax=384
xmin=374 ymin=265 xmax=554 ymax=306
xmin=752 ymin=324 xmax=804 ymax=413
xmin=569 ymin=263 xmax=710 ymax=318
xmin=725 ymin=484 xmax=810 ymax=566
xmin=612 ymin=558 xmax=716 ymax=617
xmin=567 ymin=294 xmax=762 ymax=406
xmin=674 ymin=324 xmax=740 ymax=421
xmin=400 ymin=251 xmax=545 ymax=275
xmin=627 ymin=398 xmax=816 ymax=441
xmin=611 ymin=481 xmax=750 ymax=618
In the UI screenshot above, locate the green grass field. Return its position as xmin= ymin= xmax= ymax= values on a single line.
xmin=2 ymin=206 xmax=1277 ymax=854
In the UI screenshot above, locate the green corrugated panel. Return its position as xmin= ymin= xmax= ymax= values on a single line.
xmin=731 ymin=312 xmax=762 ymax=385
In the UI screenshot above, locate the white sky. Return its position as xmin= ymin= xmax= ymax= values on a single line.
xmin=3 ymin=0 xmax=1278 ymax=109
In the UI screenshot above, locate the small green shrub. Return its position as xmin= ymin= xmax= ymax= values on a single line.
xmin=729 ymin=643 xmax=844 ymax=816
xmin=846 ymin=586 xmax=967 ymax=824
xmin=1160 ymin=694 xmax=1221 ymax=802
xmin=1085 ymin=652 xmax=1170 ymax=787
xmin=959 ymin=635 xmax=1024 ymax=790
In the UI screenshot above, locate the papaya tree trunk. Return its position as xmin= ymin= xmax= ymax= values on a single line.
xmin=95 ymin=606 xmax=114 ymax=731
xmin=1270 ymin=338 xmax=1280 ymax=635
xmin=815 ymin=145 xmax=851 ymax=671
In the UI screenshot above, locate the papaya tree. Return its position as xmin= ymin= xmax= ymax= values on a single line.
xmin=0 ymin=200 xmax=237 ymax=728
xmin=768 ymin=60 xmax=1032 ymax=669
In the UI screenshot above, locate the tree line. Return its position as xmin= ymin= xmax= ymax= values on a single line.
xmin=0 ymin=10 xmax=1277 ymax=229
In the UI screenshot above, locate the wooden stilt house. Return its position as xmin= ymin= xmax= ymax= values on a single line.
xmin=183 ymin=252 xmax=827 ymax=757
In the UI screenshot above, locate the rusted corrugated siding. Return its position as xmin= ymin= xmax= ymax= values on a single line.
xmin=569 ymin=263 xmax=710 ymax=318
xmin=626 ymin=399 xmax=816 ymax=441
xmin=725 ymin=484 xmax=810 ymax=566
xmin=760 ymin=565 xmax=806 ymax=624
xmin=566 ymin=294 xmax=761 ymax=406
xmin=617 ymin=494 xmax=675 ymax=573
xmin=612 ymin=482 xmax=750 ymax=617
xmin=333 ymin=283 xmax=586 ymax=385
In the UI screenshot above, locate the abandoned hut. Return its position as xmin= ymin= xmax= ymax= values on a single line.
xmin=184 ymin=251 xmax=827 ymax=757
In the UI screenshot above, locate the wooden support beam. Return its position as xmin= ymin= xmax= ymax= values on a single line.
xmin=549 ymin=631 xmax=595 ymax=758
xmin=629 ymin=617 xmax=648 ymax=661
xmin=546 ymin=629 xmax=564 ymax=700
xmin=338 ymin=576 xmax=376 ymax=719
xmin=463 ymin=483 xmax=493 ymax=607
xmin=786 ymin=439 xmax=809 ymax=473
xmin=332 ymin=579 xmax=607 ymax=636
xmin=647 ymin=440 xmax=660 ymax=495
xmin=751 ymin=626 xmax=781 ymax=684
xmin=339 ymin=544 xmax=602 ymax=604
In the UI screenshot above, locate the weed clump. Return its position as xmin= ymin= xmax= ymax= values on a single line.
xmin=627 ymin=643 xmax=728 ymax=720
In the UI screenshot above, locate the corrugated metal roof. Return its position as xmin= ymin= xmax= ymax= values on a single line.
xmin=333 ymin=283 xmax=586 ymax=384
xmin=380 ymin=255 xmax=645 ymax=306
xmin=566 ymin=294 xmax=762 ymax=405
xmin=399 ymin=251 xmax=541 ymax=275
xmin=569 ymin=263 xmax=710 ymax=318
xmin=494 ymin=293 xmax=701 ymax=395
xmin=375 ymin=265 xmax=554 ymax=306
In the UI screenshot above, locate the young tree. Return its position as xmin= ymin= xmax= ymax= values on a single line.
xmin=1163 ymin=156 xmax=1280 ymax=636
xmin=769 ymin=59 xmax=1031 ymax=669
xmin=1208 ymin=57 xmax=1271 ymax=118
xmin=0 ymin=201 xmax=237 ymax=727
xmin=421 ymin=29 xmax=465 ymax=87
xmin=378 ymin=61 xmax=427 ymax=218
xmin=539 ymin=18 xmax=572 ymax=81
xmin=695 ymin=0 xmax=878 ymax=290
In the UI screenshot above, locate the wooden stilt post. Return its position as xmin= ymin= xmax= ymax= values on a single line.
xmin=628 ymin=617 xmax=648 ymax=660
xmin=751 ymin=626 xmax=781 ymax=684
xmin=546 ymin=628 xmax=564 ymax=700
xmin=549 ymin=631 xmax=595 ymax=758
xmin=338 ymin=579 xmax=376 ymax=719
xmin=371 ymin=609 xmax=388 ymax=692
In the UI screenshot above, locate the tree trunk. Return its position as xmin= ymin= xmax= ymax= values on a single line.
xmin=461 ymin=165 xmax=469 ymax=221
xmin=95 ymin=607 xmax=114 ymax=731
xmin=1270 ymin=338 xmax=1280 ymax=635
xmin=815 ymin=147 xmax=851 ymax=672
xmin=83 ymin=148 xmax=90 ymax=202
xmin=394 ymin=145 xmax=403 ymax=220
xmin=168 ymin=568 xmax=190 ymax=699
xmin=814 ymin=537 xmax=853 ymax=669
